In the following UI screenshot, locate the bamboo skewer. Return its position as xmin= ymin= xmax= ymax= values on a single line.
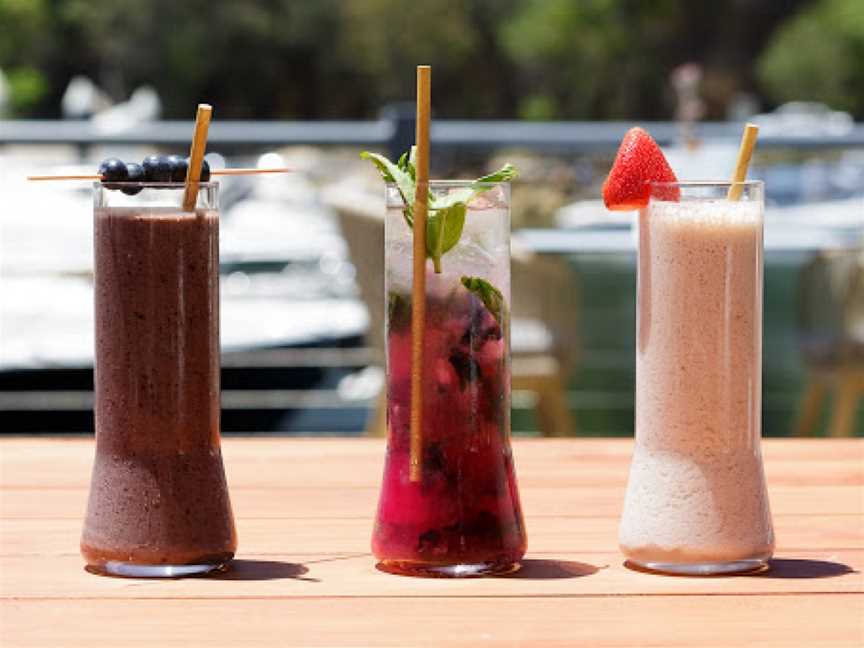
xmin=182 ymin=104 xmax=213 ymax=211
xmin=727 ymin=123 xmax=759 ymax=201
xmin=26 ymin=168 xmax=292 ymax=181
xmin=207 ymin=167 xmax=291 ymax=176
xmin=409 ymin=65 xmax=431 ymax=483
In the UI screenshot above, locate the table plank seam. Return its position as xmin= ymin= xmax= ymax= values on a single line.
xmin=4 ymin=592 xmax=864 ymax=602
xmin=3 ymin=548 xmax=862 ymax=557
xmin=4 ymin=513 xmax=863 ymax=521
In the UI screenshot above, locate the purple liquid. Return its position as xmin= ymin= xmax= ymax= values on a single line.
xmin=82 ymin=207 xmax=236 ymax=572
xmin=373 ymin=288 xmax=526 ymax=574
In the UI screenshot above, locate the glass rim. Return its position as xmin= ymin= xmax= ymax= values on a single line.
xmin=385 ymin=180 xmax=510 ymax=188
xmin=92 ymin=181 xmax=219 ymax=189
xmin=649 ymin=180 xmax=763 ymax=189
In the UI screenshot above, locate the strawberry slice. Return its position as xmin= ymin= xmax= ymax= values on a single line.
xmin=602 ymin=127 xmax=679 ymax=210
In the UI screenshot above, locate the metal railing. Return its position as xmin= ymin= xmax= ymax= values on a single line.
xmin=2 ymin=108 xmax=863 ymax=158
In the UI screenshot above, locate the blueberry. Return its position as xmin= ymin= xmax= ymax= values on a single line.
xmin=449 ymin=348 xmax=481 ymax=390
xmin=416 ymin=529 xmax=442 ymax=555
xmin=166 ymin=155 xmax=188 ymax=182
xmin=142 ymin=155 xmax=172 ymax=182
xmin=126 ymin=162 xmax=144 ymax=181
xmin=185 ymin=157 xmax=211 ymax=182
xmin=122 ymin=163 xmax=144 ymax=195
xmin=97 ymin=158 xmax=128 ymax=189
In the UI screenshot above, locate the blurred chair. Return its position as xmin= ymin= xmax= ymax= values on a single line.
xmin=322 ymin=187 xmax=387 ymax=437
xmin=323 ymin=186 xmax=578 ymax=437
xmin=794 ymin=249 xmax=864 ymax=437
xmin=510 ymin=246 xmax=579 ymax=436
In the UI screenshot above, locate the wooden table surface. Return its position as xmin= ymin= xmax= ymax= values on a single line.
xmin=1 ymin=438 xmax=862 ymax=647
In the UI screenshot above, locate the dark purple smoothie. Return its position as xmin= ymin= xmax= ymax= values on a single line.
xmin=81 ymin=203 xmax=236 ymax=574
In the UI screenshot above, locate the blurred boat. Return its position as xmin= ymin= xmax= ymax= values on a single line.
xmin=0 ymin=160 xmax=370 ymax=433
xmin=0 ymin=162 xmax=365 ymax=372
xmin=751 ymin=102 xmax=854 ymax=139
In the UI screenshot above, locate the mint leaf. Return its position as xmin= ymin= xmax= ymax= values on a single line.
xmin=430 ymin=163 xmax=518 ymax=212
xmin=362 ymin=151 xmax=517 ymax=275
xmin=475 ymin=163 xmax=517 ymax=185
xmin=397 ymin=151 xmax=408 ymax=172
xmin=461 ymin=276 xmax=506 ymax=324
xmin=426 ymin=202 xmax=466 ymax=273
xmin=360 ymin=151 xmax=416 ymax=223
xmin=387 ymin=292 xmax=411 ymax=332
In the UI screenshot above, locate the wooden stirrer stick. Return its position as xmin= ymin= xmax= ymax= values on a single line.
xmin=410 ymin=65 xmax=431 ymax=483
xmin=182 ymin=103 xmax=213 ymax=211
xmin=727 ymin=123 xmax=759 ymax=201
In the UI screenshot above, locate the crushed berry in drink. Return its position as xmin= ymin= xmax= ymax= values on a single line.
xmin=373 ymin=287 xmax=526 ymax=570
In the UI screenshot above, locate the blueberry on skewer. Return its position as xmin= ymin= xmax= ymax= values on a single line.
xmin=98 ymin=158 xmax=128 ymax=190
xmin=122 ymin=162 xmax=145 ymax=195
xmin=167 ymin=155 xmax=188 ymax=182
xmin=142 ymin=155 xmax=172 ymax=182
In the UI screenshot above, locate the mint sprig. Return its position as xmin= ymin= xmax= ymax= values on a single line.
xmin=431 ymin=164 xmax=518 ymax=212
xmin=360 ymin=151 xmax=416 ymax=220
xmin=460 ymin=276 xmax=506 ymax=324
xmin=426 ymin=202 xmax=465 ymax=273
xmin=361 ymin=150 xmax=517 ymax=273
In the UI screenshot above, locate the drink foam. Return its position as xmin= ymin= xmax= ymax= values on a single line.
xmin=650 ymin=198 xmax=762 ymax=227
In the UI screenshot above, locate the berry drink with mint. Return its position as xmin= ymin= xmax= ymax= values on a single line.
xmin=371 ymin=177 xmax=526 ymax=577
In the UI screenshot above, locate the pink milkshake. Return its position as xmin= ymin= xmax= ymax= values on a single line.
xmin=619 ymin=182 xmax=774 ymax=575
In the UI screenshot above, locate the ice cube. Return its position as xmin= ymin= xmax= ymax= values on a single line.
xmin=468 ymin=186 xmax=507 ymax=210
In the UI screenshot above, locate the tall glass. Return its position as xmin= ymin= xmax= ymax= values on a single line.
xmin=619 ymin=181 xmax=774 ymax=575
xmin=373 ymin=182 xmax=527 ymax=577
xmin=81 ymin=182 xmax=237 ymax=577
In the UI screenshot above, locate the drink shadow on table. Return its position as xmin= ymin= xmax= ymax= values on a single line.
xmin=85 ymin=560 xmax=314 ymax=582
xmin=759 ymin=558 xmax=857 ymax=579
xmin=623 ymin=558 xmax=856 ymax=579
xmin=214 ymin=560 xmax=314 ymax=582
xmin=216 ymin=553 xmax=374 ymax=582
xmin=504 ymin=559 xmax=602 ymax=580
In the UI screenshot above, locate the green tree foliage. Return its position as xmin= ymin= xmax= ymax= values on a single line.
xmin=54 ymin=0 xmax=353 ymax=118
xmin=500 ymin=0 xmax=816 ymax=120
xmin=5 ymin=68 xmax=48 ymax=113
xmin=757 ymin=0 xmax=864 ymax=116
xmin=0 ymin=0 xmax=857 ymax=119
xmin=339 ymin=0 xmax=519 ymax=117
xmin=0 ymin=0 xmax=51 ymax=112
xmin=501 ymin=0 xmax=680 ymax=119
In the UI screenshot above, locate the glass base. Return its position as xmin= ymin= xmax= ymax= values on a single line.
xmin=377 ymin=559 xmax=521 ymax=578
xmin=626 ymin=558 xmax=769 ymax=576
xmin=88 ymin=560 xmax=229 ymax=578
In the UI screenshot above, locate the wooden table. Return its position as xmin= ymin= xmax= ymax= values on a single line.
xmin=2 ymin=438 xmax=862 ymax=647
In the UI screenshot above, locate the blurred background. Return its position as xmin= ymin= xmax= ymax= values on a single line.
xmin=0 ymin=0 xmax=862 ymax=437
